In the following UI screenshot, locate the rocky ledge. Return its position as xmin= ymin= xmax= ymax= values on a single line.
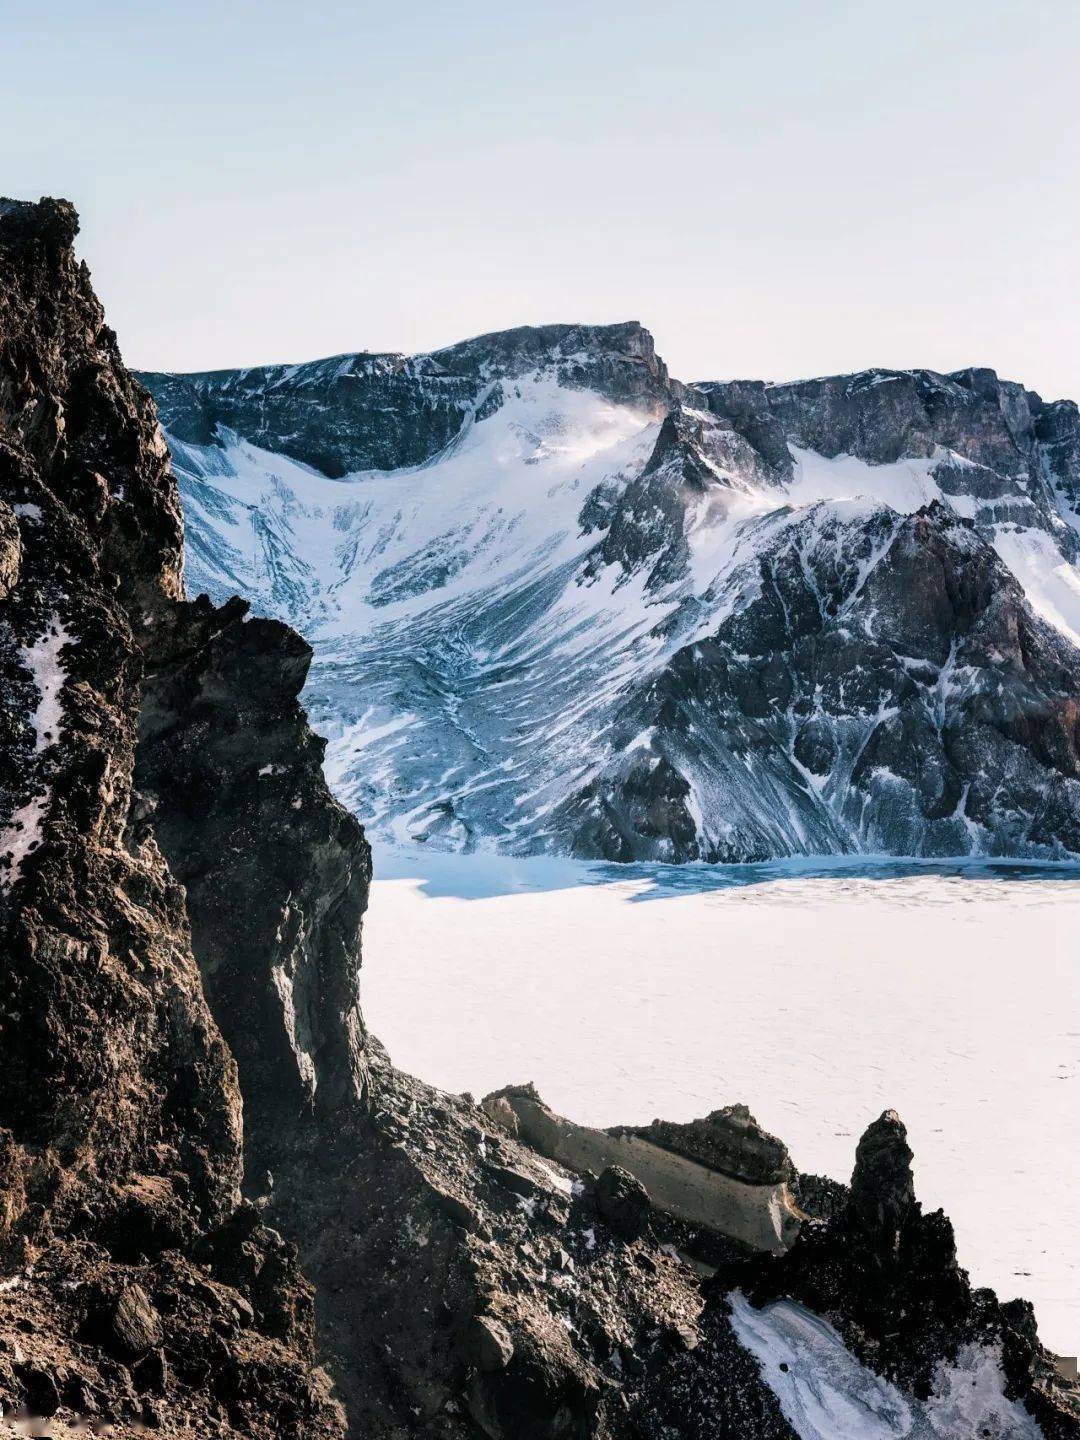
xmin=1 ymin=198 xmax=1078 ymax=1438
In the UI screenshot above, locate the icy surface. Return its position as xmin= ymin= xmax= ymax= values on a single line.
xmin=784 ymin=446 xmax=944 ymax=514
xmin=992 ymin=525 xmax=1080 ymax=646
xmin=728 ymin=1292 xmax=1043 ymax=1439
xmin=0 ymin=790 xmax=51 ymax=893
xmin=362 ymin=847 xmax=1080 ymax=1356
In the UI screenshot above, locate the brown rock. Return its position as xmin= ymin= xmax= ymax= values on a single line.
xmin=108 ymin=1284 xmax=163 ymax=1359
xmin=595 ymin=1166 xmax=650 ymax=1241
xmin=466 ymin=1315 xmax=514 ymax=1373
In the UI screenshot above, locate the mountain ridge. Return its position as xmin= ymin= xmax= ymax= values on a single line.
xmin=141 ymin=324 xmax=1080 ymax=865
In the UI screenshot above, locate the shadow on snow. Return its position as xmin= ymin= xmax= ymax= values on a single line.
xmin=371 ymin=843 xmax=1080 ymax=903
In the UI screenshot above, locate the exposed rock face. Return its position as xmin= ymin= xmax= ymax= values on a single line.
xmin=142 ymin=328 xmax=1080 ymax=865
xmin=697 ymin=367 xmax=1080 ymax=512
xmin=565 ymin=500 xmax=1080 ymax=861
xmin=0 ymin=197 xmax=342 ymax=1436
xmin=0 ymin=194 xmax=231 ymax=1235
xmin=2 ymin=197 xmax=1078 ymax=1440
xmin=845 ymin=1109 xmax=916 ymax=1254
xmin=133 ymin=592 xmax=371 ymax=1185
xmin=140 ymin=321 xmax=671 ymax=479
xmin=0 ymin=196 xmax=722 ymax=1440
xmin=625 ymin=1105 xmax=793 ymax=1188
xmin=594 ymin=1167 xmax=651 ymax=1242
xmin=482 ymin=1086 xmax=801 ymax=1258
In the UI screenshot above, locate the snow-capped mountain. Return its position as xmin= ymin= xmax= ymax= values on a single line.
xmin=139 ymin=326 xmax=1080 ymax=862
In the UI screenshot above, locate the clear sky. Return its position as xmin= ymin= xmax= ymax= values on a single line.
xmin=4 ymin=0 xmax=1079 ymax=397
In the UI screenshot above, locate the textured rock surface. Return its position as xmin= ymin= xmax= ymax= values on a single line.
xmin=133 ymin=591 xmax=371 ymax=1184
xmin=623 ymin=1105 xmax=793 ymax=1188
xmin=481 ymin=1085 xmax=801 ymax=1258
xmin=715 ymin=1111 xmax=1080 ymax=1438
xmin=0 ymin=197 xmax=342 ymax=1437
xmin=697 ymin=366 xmax=1080 ymax=509
xmin=0 ymin=197 xmax=716 ymax=1440
xmin=594 ymin=1166 xmax=651 ymax=1242
xmin=565 ymin=500 xmax=1080 ymax=861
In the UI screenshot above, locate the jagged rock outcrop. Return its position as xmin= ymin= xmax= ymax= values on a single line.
xmin=132 ymin=592 xmax=371 ymax=1184
xmin=624 ymin=1105 xmax=793 ymax=1188
xmin=710 ymin=1110 xmax=1080 ymax=1438
xmin=564 ymin=500 xmax=1080 ymax=861
xmin=0 ymin=197 xmax=727 ymax=1440
xmin=696 ymin=367 xmax=1080 ymax=519
xmin=481 ymin=1086 xmax=801 ymax=1258
xmin=0 ymin=197 xmax=342 ymax=1436
xmin=2 ymin=197 xmax=1078 ymax=1440
xmin=0 ymin=192 xmax=695 ymax=1440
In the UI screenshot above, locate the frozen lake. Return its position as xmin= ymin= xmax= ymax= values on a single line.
xmin=362 ymin=847 xmax=1080 ymax=1356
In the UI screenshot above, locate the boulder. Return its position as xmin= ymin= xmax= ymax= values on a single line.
xmin=595 ymin=1166 xmax=650 ymax=1242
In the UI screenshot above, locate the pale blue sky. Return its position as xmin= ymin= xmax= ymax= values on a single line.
xmin=4 ymin=0 xmax=1079 ymax=397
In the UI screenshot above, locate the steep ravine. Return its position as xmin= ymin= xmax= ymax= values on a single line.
xmin=1 ymin=199 xmax=1078 ymax=1439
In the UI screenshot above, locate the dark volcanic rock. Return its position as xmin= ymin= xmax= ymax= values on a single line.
xmin=0 ymin=194 xmax=717 ymax=1440
xmin=141 ymin=321 xmax=672 ymax=479
xmin=18 ymin=1361 xmax=61 ymax=1417
xmin=565 ymin=500 xmax=1080 ymax=862
xmin=716 ymin=1110 xmax=1080 ymax=1434
xmin=466 ymin=1314 xmax=515 ymax=1373
xmin=594 ymin=1166 xmax=651 ymax=1242
xmin=0 ymin=194 xmax=238 ymax=1236
xmin=846 ymin=1109 xmax=916 ymax=1254
xmin=0 ymin=197 xmax=343 ymax=1437
xmin=133 ymin=592 xmax=371 ymax=1181
xmin=624 ymin=1106 xmax=793 ymax=1188
xmin=0 ymin=196 xmax=748 ymax=1440
xmin=141 ymin=351 xmax=481 ymax=478
xmin=697 ymin=365 xmax=1075 ymax=483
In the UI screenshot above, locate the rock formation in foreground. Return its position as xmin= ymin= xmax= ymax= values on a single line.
xmin=1 ymin=198 xmax=1078 ymax=1439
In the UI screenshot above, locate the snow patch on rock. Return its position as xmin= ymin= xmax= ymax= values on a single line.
xmin=728 ymin=1292 xmax=1043 ymax=1439
xmin=1 ymin=617 xmax=72 ymax=891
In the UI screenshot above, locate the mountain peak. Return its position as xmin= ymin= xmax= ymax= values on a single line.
xmin=432 ymin=318 xmax=658 ymax=367
xmin=139 ymin=320 xmax=674 ymax=478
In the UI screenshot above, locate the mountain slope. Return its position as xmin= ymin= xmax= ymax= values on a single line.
xmin=142 ymin=335 xmax=1080 ymax=862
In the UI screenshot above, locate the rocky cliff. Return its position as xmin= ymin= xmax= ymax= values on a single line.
xmin=0 ymin=196 xmax=344 ymax=1438
xmin=2 ymin=198 xmax=1078 ymax=1439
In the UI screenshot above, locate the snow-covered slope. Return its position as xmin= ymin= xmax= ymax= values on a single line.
xmin=728 ymin=1294 xmax=1042 ymax=1440
xmin=141 ymin=331 xmax=1080 ymax=862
